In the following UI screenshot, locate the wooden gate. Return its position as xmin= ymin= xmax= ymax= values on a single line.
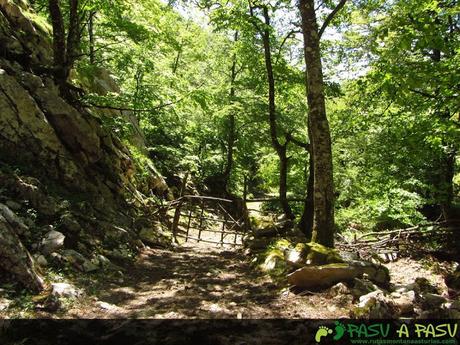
xmin=170 ymin=195 xmax=248 ymax=247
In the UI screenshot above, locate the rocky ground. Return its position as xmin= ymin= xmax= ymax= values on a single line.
xmin=1 ymin=241 xmax=458 ymax=319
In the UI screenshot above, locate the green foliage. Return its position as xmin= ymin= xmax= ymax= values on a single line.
xmin=32 ymin=0 xmax=459 ymax=233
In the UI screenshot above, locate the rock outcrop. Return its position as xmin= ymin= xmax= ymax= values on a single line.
xmin=0 ymin=0 xmax=171 ymax=292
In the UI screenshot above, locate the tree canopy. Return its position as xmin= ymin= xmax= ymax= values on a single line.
xmin=31 ymin=0 xmax=459 ymax=243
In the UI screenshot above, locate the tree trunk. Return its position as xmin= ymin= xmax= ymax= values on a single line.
xmin=66 ymin=0 xmax=79 ymax=71
xmin=222 ymin=31 xmax=239 ymax=193
xmin=88 ymin=11 xmax=96 ymax=64
xmin=299 ymin=0 xmax=335 ymax=246
xmin=440 ymin=149 xmax=456 ymax=220
xmin=278 ymin=145 xmax=293 ymax=218
xmin=260 ymin=5 xmax=293 ymax=219
xmin=299 ymin=154 xmax=314 ymax=239
xmin=48 ymin=0 xmax=66 ymax=79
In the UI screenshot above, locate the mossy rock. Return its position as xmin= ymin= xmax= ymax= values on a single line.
xmin=292 ymin=242 xmax=344 ymax=266
xmin=257 ymin=240 xmax=292 ymax=277
xmin=260 ymin=249 xmax=287 ymax=276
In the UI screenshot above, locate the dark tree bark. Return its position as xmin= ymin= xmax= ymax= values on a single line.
xmin=88 ymin=11 xmax=96 ymax=64
xmin=256 ymin=5 xmax=293 ymax=219
xmin=66 ymin=0 xmax=80 ymax=70
xmin=299 ymin=0 xmax=335 ymax=246
xmin=299 ymin=154 xmax=314 ymax=239
xmin=48 ymin=0 xmax=66 ymax=78
xmin=222 ymin=31 xmax=239 ymax=193
xmin=437 ymin=147 xmax=456 ymax=221
xmin=286 ymin=131 xmax=313 ymax=237
xmin=48 ymin=0 xmax=81 ymax=94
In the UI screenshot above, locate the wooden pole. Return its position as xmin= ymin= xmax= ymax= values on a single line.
xmin=221 ymin=213 xmax=227 ymax=247
xmin=171 ymin=201 xmax=183 ymax=243
xmin=197 ymin=200 xmax=205 ymax=242
xmin=171 ymin=173 xmax=188 ymax=243
xmin=243 ymin=174 xmax=248 ymax=204
xmin=185 ymin=206 xmax=193 ymax=242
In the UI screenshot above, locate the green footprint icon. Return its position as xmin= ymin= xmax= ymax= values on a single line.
xmin=315 ymin=326 xmax=333 ymax=343
xmin=333 ymin=321 xmax=346 ymax=341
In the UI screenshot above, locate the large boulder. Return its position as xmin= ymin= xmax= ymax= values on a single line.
xmin=288 ymin=263 xmax=360 ymax=288
xmin=287 ymin=261 xmax=390 ymax=289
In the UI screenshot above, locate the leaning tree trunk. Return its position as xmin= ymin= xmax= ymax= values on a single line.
xmin=299 ymin=0 xmax=335 ymax=247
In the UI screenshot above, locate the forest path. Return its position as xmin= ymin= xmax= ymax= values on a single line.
xmin=70 ymin=244 xmax=348 ymax=318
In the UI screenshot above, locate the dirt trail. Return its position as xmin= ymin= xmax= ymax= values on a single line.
xmin=70 ymin=243 xmax=348 ymax=319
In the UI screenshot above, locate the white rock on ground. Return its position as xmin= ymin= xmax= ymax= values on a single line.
xmin=41 ymin=230 xmax=65 ymax=254
xmin=51 ymin=283 xmax=81 ymax=299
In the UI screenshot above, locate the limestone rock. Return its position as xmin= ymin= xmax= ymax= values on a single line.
xmin=350 ymin=278 xmax=379 ymax=299
xmin=0 ymin=203 xmax=28 ymax=235
xmin=260 ymin=251 xmax=287 ymax=275
xmin=139 ymin=224 xmax=172 ymax=247
xmin=349 ymin=260 xmax=390 ymax=287
xmin=414 ymin=277 xmax=440 ymax=294
xmin=287 ymin=260 xmax=390 ymax=289
xmin=96 ymin=301 xmax=119 ymax=311
xmin=284 ymin=248 xmax=303 ymax=268
xmin=419 ymin=293 xmax=446 ymax=309
xmin=96 ymin=254 xmax=111 ymax=268
xmin=445 ymin=267 xmax=460 ymax=290
xmin=328 ymin=282 xmax=350 ymax=297
xmin=288 ymin=263 xmax=360 ymax=288
xmin=62 ymin=249 xmax=87 ymax=269
xmin=82 ymin=260 xmax=98 ymax=273
xmin=0 ymin=215 xmax=44 ymax=292
xmin=35 ymin=255 xmax=48 ymax=267
xmin=443 ymin=300 xmax=460 ymax=311
xmin=104 ymin=224 xmax=130 ymax=241
xmin=0 ymin=172 xmax=59 ymax=217
xmin=107 ymin=247 xmax=132 ymax=260
xmin=59 ymin=214 xmax=82 ymax=234
xmin=51 ymin=283 xmax=81 ymax=299
xmin=0 ymin=298 xmax=11 ymax=311
xmin=41 ymin=230 xmax=65 ymax=255
xmin=5 ymin=200 xmax=21 ymax=211
xmin=351 ymin=290 xmax=396 ymax=318
xmin=294 ymin=242 xmax=344 ymax=266
xmin=245 ymin=237 xmax=272 ymax=252
xmin=391 ymin=290 xmax=416 ymax=315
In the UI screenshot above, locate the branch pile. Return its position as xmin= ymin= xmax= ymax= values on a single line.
xmin=337 ymin=220 xmax=460 ymax=259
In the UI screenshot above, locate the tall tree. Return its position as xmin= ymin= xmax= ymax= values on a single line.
xmin=222 ymin=31 xmax=239 ymax=193
xmin=249 ymin=2 xmax=294 ymax=219
xmin=298 ymin=0 xmax=347 ymax=246
xmin=48 ymin=0 xmax=81 ymax=90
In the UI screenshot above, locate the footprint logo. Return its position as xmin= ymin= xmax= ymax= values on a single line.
xmin=315 ymin=326 xmax=333 ymax=343
xmin=333 ymin=321 xmax=346 ymax=341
